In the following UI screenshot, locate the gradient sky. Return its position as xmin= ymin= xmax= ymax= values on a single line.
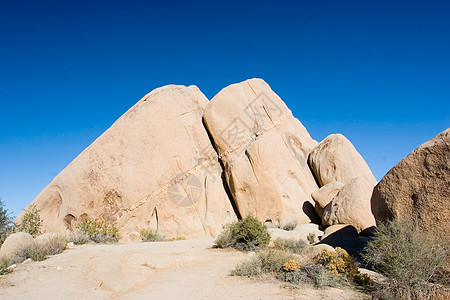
xmin=1 ymin=1 xmax=449 ymax=216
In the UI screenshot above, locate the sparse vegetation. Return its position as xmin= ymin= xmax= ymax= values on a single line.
xmin=273 ymin=238 xmax=308 ymax=254
xmin=0 ymin=257 xmax=11 ymax=275
xmin=140 ymin=229 xmax=164 ymax=242
xmin=9 ymin=236 xmax=66 ymax=264
xmin=231 ymin=248 xmax=292 ymax=276
xmin=307 ymin=233 xmax=317 ymax=245
xmin=363 ymin=219 xmax=449 ymax=299
xmin=66 ymin=231 xmax=90 ymax=245
xmin=15 ymin=204 xmax=42 ymax=238
xmin=0 ymin=197 xmax=13 ymax=245
xmin=75 ymin=217 xmax=119 ymax=243
xmin=214 ymin=215 xmax=270 ymax=251
xmin=282 ymin=221 xmax=297 ymax=231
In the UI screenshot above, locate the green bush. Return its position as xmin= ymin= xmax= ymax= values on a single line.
xmin=214 ymin=215 xmax=270 ymax=251
xmin=301 ymin=263 xmax=346 ymax=288
xmin=363 ymin=219 xmax=449 ymax=299
xmin=0 ymin=197 xmax=13 ymax=245
xmin=0 ymin=257 xmax=11 ymax=275
xmin=15 ymin=204 xmax=42 ymax=238
xmin=273 ymin=238 xmax=308 ymax=254
xmin=75 ymin=217 xmax=119 ymax=243
xmin=140 ymin=229 xmax=164 ymax=242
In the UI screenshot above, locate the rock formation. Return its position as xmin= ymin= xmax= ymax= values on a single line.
xmin=16 ymin=78 xmax=386 ymax=240
xmin=17 ymin=85 xmax=236 ymax=239
xmin=311 ymin=181 xmax=345 ymax=219
xmin=322 ymin=177 xmax=376 ymax=232
xmin=371 ymin=128 xmax=450 ymax=232
xmin=204 ymin=79 xmax=319 ymax=227
xmin=308 ymin=134 xmax=377 ymax=187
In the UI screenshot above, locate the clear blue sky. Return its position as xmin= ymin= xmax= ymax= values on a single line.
xmin=1 ymin=1 xmax=449 ymax=216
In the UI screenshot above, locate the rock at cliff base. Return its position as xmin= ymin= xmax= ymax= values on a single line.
xmin=311 ymin=181 xmax=345 ymax=220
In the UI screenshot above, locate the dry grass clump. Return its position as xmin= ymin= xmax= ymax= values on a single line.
xmin=363 ymin=219 xmax=449 ymax=300
xmin=273 ymin=238 xmax=308 ymax=254
xmin=231 ymin=248 xmax=292 ymax=276
xmin=214 ymin=215 xmax=270 ymax=251
xmin=140 ymin=229 xmax=165 ymax=242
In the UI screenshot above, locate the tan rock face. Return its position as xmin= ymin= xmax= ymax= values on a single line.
xmin=371 ymin=128 xmax=450 ymax=232
xmin=308 ymin=134 xmax=377 ymax=187
xmin=311 ymin=181 xmax=344 ymax=219
xmin=322 ymin=177 xmax=376 ymax=232
xmin=203 ymin=79 xmax=319 ymax=226
xmin=17 ymin=85 xmax=237 ymax=239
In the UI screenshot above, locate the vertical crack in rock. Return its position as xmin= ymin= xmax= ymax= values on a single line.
xmin=202 ymin=116 xmax=241 ymax=219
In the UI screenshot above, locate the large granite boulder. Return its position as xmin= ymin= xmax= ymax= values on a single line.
xmin=0 ymin=232 xmax=34 ymax=258
xmin=17 ymin=85 xmax=237 ymax=239
xmin=323 ymin=177 xmax=376 ymax=232
xmin=203 ymin=79 xmax=319 ymax=227
xmin=371 ymin=128 xmax=450 ymax=232
xmin=308 ymin=134 xmax=377 ymax=187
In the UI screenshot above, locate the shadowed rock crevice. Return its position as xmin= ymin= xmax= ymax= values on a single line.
xmin=202 ymin=116 xmax=241 ymax=220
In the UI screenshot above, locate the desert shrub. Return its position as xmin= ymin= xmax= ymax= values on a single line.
xmin=316 ymin=247 xmax=370 ymax=287
xmin=66 ymin=231 xmax=90 ymax=245
xmin=75 ymin=217 xmax=119 ymax=243
xmin=282 ymin=221 xmax=297 ymax=231
xmin=273 ymin=238 xmax=308 ymax=254
xmin=301 ymin=263 xmax=346 ymax=288
xmin=15 ymin=205 xmax=42 ymax=238
xmin=214 ymin=215 xmax=270 ymax=251
xmin=140 ymin=229 xmax=164 ymax=242
xmin=258 ymin=249 xmax=292 ymax=272
xmin=0 ymin=197 xmax=13 ymax=245
xmin=231 ymin=256 xmax=263 ymax=276
xmin=232 ymin=249 xmax=292 ymax=277
xmin=363 ymin=219 xmax=449 ymax=299
xmin=0 ymin=257 xmax=11 ymax=275
xmin=307 ymin=233 xmax=317 ymax=245
xmin=39 ymin=236 xmax=66 ymax=256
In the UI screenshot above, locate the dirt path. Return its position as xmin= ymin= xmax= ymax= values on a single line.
xmin=0 ymin=239 xmax=367 ymax=299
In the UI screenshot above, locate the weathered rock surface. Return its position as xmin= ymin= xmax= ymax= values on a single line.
xmin=119 ymin=231 xmax=143 ymax=244
xmin=311 ymin=181 xmax=344 ymax=219
xmin=322 ymin=177 xmax=376 ymax=232
xmin=308 ymin=134 xmax=377 ymax=187
xmin=17 ymin=85 xmax=237 ymax=239
xmin=371 ymin=128 xmax=450 ymax=232
xmin=34 ymin=233 xmax=63 ymax=246
xmin=204 ymin=78 xmax=319 ymax=226
xmin=0 ymin=232 xmax=34 ymax=258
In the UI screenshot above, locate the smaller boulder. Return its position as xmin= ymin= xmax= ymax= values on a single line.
xmin=308 ymin=134 xmax=377 ymax=187
xmin=323 ymin=177 xmax=376 ymax=232
xmin=34 ymin=233 xmax=63 ymax=246
xmin=267 ymin=228 xmax=305 ymax=242
xmin=119 ymin=231 xmax=142 ymax=244
xmin=305 ymin=244 xmax=336 ymax=259
xmin=0 ymin=232 xmax=34 ymax=258
xmin=311 ymin=181 xmax=345 ymax=219
xmin=292 ymin=223 xmax=324 ymax=241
